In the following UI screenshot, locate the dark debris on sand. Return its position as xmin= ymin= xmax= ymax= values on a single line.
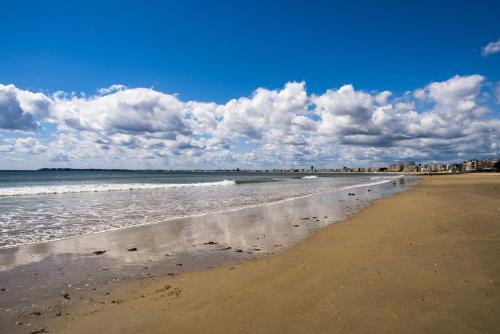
xmin=29 ymin=327 xmax=47 ymax=334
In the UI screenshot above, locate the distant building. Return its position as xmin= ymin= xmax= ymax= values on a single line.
xmin=389 ymin=163 xmax=402 ymax=172
xmin=465 ymin=160 xmax=479 ymax=172
xmin=483 ymin=159 xmax=500 ymax=172
xmin=402 ymin=161 xmax=417 ymax=172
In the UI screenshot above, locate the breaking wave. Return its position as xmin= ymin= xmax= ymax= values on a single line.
xmin=0 ymin=180 xmax=236 ymax=197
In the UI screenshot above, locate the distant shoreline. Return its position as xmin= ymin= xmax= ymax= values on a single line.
xmin=0 ymin=168 xmax=496 ymax=175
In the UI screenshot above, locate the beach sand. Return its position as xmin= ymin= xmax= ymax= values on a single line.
xmin=20 ymin=174 xmax=500 ymax=332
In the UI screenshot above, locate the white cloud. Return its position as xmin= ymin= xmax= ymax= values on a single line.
xmin=375 ymin=90 xmax=392 ymax=105
xmin=0 ymin=84 xmax=47 ymax=130
xmin=482 ymin=39 xmax=500 ymax=57
xmin=215 ymin=82 xmax=309 ymax=142
xmin=0 ymin=74 xmax=499 ymax=168
xmin=97 ymin=84 xmax=127 ymax=95
xmin=425 ymin=74 xmax=484 ymax=115
xmin=50 ymin=88 xmax=196 ymax=137
xmin=0 ymin=144 xmax=12 ymax=152
xmin=413 ymin=88 xmax=426 ymax=100
xmin=14 ymin=137 xmax=47 ymax=154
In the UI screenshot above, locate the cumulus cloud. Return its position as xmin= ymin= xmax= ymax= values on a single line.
xmin=0 ymin=137 xmax=47 ymax=154
xmin=0 ymin=84 xmax=48 ymax=130
xmin=0 ymin=74 xmax=499 ymax=168
xmin=482 ymin=39 xmax=500 ymax=57
xmin=14 ymin=137 xmax=47 ymax=154
xmin=314 ymin=84 xmax=377 ymax=139
xmin=425 ymin=75 xmax=485 ymax=116
xmin=51 ymin=88 xmax=197 ymax=137
xmin=215 ymin=82 xmax=309 ymax=142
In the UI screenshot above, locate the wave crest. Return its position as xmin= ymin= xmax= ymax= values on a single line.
xmin=0 ymin=180 xmax=236 ymax=197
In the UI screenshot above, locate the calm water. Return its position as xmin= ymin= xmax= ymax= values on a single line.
xmin=0 ymin=170 xmax=403 ymax=248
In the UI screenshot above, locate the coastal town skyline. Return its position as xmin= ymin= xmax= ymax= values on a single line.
xmin=34 ymin=157 xmax=500 ymax=173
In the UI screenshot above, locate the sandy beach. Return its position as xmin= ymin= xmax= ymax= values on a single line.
xmin=2 ymin=2 xmax=499 ymax=333
xmin=4 ymin=174 xmax=500 ymax=333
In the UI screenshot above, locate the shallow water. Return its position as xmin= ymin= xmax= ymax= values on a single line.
xmin=0 ymin=171 xmax=404 ymax=248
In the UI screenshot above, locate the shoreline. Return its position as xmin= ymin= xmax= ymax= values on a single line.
xmin=2 ymin=174 xmax=499 ymax=333
xmin=0 ymin=175 xmax=405 ymax=250
xmin=0 ymin=175 xmax=414 ymax=333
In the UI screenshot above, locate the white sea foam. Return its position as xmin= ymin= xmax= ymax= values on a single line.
xmin=0 ymin=179 xmax=236 ymax=197
xmin=337 ymin=175 xmax=403 ymax=190
xmin=302 ymin=175 xmax=318 ymax=179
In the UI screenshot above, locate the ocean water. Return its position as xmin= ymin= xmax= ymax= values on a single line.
xmin=0 ymin=170 xmax=404 ymax=248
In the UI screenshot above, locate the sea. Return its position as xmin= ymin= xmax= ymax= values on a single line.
xmin=0 ymin=170 xmax=407 ymax=248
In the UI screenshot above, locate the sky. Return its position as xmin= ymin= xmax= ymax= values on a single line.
xmin=0 ymin=0 xmax=499 ymax=169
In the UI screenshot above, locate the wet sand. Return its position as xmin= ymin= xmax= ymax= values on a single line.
xmin=4 ymin=174 xmax=500 ymax=333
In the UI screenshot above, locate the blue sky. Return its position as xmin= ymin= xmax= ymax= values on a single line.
xmin=2 ymin=0 xmax=499 ymax=100
xmin=0 ymin=0 xmax=499 ymax=169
